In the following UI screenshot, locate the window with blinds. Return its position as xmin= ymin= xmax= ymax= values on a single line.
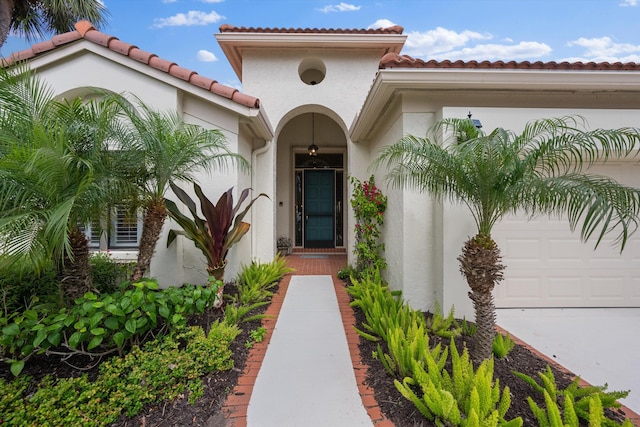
xmin=83 ymin=207 xmax=141 ymax=249
xmin=111 ymin=207 xmax=141 ymax=247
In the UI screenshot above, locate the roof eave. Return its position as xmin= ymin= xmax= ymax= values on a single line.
xmin=20 ymin=41 xmax=268 ymax=126
xmin=350 ymin=68 xmax=640 ymax=142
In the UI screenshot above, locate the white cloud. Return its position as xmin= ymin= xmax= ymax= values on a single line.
xmin=318 ymin=3 xmax=361 ymax=13
xmin=200 ymin=0 xmax=224 ymax=3
xmin=434 ymin=41 xmax=552 ymax=61
xmin=162 ymin=0 xmax=177 ymax=3
xmin=404 ymin=27 xmax=492 ymax=57
xmin=368 ymin=19 xmax=396 ymax=29
xmin=399 ymin=27 xmax=552 ymax=61
xmin=620 ymin=0 xmax=638 ymax=6
xmin=567 ymin=36 xmax=640 ymax=60
xmin=152 ymin=10 xmax=225 ymax=28
xmin=197 ymin=49 xmax=218 ymax=62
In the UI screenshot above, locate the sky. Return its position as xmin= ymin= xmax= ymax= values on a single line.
xmin=2 ymin=0 xmax=640 ymax=90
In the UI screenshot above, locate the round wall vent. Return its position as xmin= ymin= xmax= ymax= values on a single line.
xmin=298 ymin=57 xmax=326 ymax=85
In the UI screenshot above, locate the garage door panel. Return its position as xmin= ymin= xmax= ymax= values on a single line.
xmin=590 ymin=277 xmax=626 ymax=299
xmin=498 ymin=276 xmax=541 ymax=300
xmin=548 ymin=277 xmax=584 ymax=299
xmin=494 ymin=164 xmax=640 ymax=308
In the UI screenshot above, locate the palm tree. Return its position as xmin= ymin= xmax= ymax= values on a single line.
xmin=374 ymin=116 xmax=640 ymax=362
xmin=0 ymin=0 xmax=107 ymax=48
xmin=113 ymin=97 xmax=249 ymax=283
xmin=0 ymin=67 xmax=130 ymax=303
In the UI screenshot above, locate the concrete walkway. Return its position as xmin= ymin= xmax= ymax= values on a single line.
xmin=247 ymin=275 xmax=372 ymax=427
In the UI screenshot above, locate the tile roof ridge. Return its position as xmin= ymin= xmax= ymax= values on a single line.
xmin=219 ymin=24 xmax=404 ymax=35
xmin=1 ymin=20 xmax=260 ymax=109
xmin=379 ymin=52 xmax=640 ymax=71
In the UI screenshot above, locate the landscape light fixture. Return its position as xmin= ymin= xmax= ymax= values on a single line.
xmin=308 ymin=113 xmax=318 ymax=156
xmin=467 ymin=111 xmax=482 ymax=129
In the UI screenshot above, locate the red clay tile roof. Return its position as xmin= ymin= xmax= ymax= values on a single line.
xmin=379 ymin=52 xmax=640 ymax=71
xmin=2 ymin=20 xmax=260 ymax=109
xmin=219 ymin=24 xmax=404 ymax=35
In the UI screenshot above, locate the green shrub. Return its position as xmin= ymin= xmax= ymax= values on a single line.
xmin=0 ymin=279 xmax=223 ymax=376
xmin=89 ymin=252 xmax=134 ymax=294
xmin=351 ymin=268 xmax=521 ymax=426
xmin=0 ymin=322 xmax=239 ymax=426
xmin=0 ymin=261 xmax=59 ymax=315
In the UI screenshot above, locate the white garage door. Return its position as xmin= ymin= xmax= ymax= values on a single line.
xmin=493 ymin=164 xmax=640 ymax=308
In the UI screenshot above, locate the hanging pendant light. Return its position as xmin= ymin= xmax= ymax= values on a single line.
xmin=308 ymin=112 xmax=318 ymax=156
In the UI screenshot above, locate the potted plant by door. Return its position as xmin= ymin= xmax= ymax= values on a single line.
xmin=277 ymin=236 xmax=292 ymax=256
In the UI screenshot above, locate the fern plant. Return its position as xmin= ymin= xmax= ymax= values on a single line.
xmin=347 ymin=269 xmax=425 ymax=343
xmin=492 ymin=332 xmax=515 ymax=359
xmin=394 ymin=339 xmax=523 ymax=427
xmin=425 ymin=303 xmax=463 ymax=338
xmin=514 ymin=365 xmax=632 ymax=426
xmin=375 ymin=321 xmax=446 ymax=378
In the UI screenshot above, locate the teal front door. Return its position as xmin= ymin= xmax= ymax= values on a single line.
xmin=304 ymin=170 xmax=334 ymax=248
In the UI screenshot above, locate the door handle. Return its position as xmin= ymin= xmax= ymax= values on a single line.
xmin=305 ymin=215 xmax=308 ymax=224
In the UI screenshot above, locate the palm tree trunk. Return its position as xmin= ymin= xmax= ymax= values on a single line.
xmin=130 ymin=200 xmax=167 ymax=282
xmin=468 ymin=289 xmax=497 ymax=362
xmin=60 ymin=226 xmax=93 ymax=305
xmin=0 ymin=0 xmax=15 ymax=49
xmin=458 ymin=234 xmax=504 ymax=363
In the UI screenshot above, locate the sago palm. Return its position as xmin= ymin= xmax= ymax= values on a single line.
xmin=374 ymin=116 xmax=640 ymax=362
xmin=0 ymin=0 xmax=107 ymax=48
xmin=112 ymin=97 xmax=249 ymax=282
xmin=0 ymin=67 xmax=130 ymax=303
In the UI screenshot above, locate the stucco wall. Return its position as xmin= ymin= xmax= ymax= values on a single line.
xmin=365 ymin=97 xmax=443 ymax=312
xmin=241 ymin=49 xmax=381 ymax=126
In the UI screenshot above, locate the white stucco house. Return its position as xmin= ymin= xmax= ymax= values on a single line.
xmin=5 ymin=21 xmax=640 ymax=318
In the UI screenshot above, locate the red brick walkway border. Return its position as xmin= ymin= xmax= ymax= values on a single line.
xmin=222 ymin=254 xmax=639 ymax=427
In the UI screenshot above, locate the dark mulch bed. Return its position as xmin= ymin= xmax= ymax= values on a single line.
xmin=1 ymin=280 xmax=629 ymax=426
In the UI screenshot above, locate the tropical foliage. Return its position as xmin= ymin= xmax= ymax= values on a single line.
xmin=111 ymin=95 xmax=248 ymax=282
xmin=166 ymin=182 xmax=268 ymax=306
xmin=374 ymin=116 xmax=640 ymax=361
xmin=0 ymin=67 xmax=132 ymax=302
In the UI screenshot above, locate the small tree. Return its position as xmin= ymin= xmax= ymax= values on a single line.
xmin=0 ymin=67 xmax=131 ymax=303
xmin=165 ymin=182 xmax=268 ymax=306
xmin=375 ymin=116 xmax=640 ymax=362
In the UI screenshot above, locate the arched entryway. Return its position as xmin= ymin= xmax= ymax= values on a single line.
xmin=275 ymin=111 xmax=347 ymax=250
